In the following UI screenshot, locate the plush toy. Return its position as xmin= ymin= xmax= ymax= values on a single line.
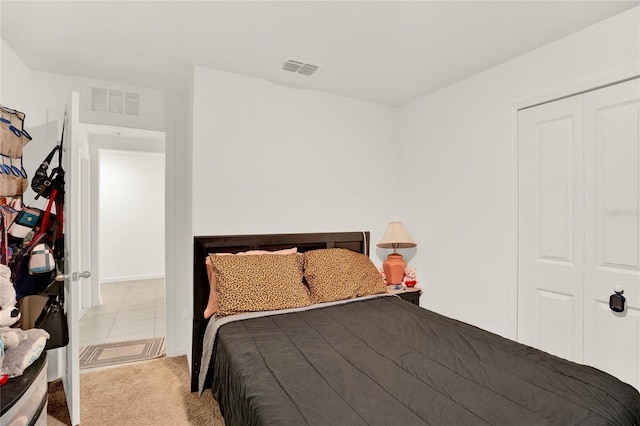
xmin=0 ymin=326 xmax=27 ymax=384
xmin=0 ymin=264 xmax=22 ymax=384
xmin=0 ymin=264 xmax=21 ymax=327
xmin=403 ymin=267 xmax=419 ymax=287
xmin=0 ymin=264 xmax=49 ymax=382
xmin=1 ymin=326 xmax=26 ymax=349
xmin=0 ymin=327 xmax=48 ymax=379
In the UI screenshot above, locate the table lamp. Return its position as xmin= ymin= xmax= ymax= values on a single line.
xmin=377 ymin=222 xmax=417 ymax=289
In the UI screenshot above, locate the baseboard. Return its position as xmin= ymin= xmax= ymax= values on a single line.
xmin=100 ymin=274 xmax=165 ymax=284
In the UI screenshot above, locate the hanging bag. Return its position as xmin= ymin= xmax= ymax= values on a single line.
xmin=13 ymin=235 xmax=56 ymax=299
xmin=35 ymin=294 xmax=69 ymax=350
xmin=28 ymin=243 xmax=56 ymax=275
xmin=27 ymin=193 xmax=57 ymax=275
xmin=32 ymin=115 xmax=65 ymax=201
xmin=8 ymin=207 xmax=42 ymax=239
xmin=31 ymin=145 xmax=60 ymax=197
xmin=12 ymin=189 xmax=60 ymax=299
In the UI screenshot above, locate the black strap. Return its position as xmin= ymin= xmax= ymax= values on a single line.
xmin=57 ymin=113 xmax=65 ymax=167
xmin=40 ymin=146 xmax=60 ymax=170
xmin=40 ymin=113 xmax=64 ymax=170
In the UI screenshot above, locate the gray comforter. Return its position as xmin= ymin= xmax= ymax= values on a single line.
xmin=202 ymin=296 xmax=640 ymax=425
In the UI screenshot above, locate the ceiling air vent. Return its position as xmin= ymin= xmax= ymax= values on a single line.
xmin=281 ymin=58 xmax=320 ymax=76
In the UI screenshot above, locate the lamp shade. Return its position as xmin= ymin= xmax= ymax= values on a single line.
xmin=376 ymin=222 xmax=417 ymax=249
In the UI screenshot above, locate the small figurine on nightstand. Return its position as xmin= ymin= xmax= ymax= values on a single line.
xmin=403 ymin=267 xmax=419 ymax=288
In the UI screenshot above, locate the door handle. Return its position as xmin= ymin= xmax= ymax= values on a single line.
xmin=609 ymin=285 xmax=625 ymax=313
xmin=55 ymin=271 xmax=92 ymax=282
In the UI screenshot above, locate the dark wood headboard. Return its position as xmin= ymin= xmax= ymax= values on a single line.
xmin=191 ymin=231 xmax=370 ymax=392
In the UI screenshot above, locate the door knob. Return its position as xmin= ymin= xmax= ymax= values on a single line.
xmin=55 ymin=271 xmax=92 ymax=282
xmin=609 ymin=286 xmax=625 ymax=313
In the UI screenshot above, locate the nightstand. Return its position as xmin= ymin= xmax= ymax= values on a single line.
xmin=387 ymin=286 xmax=422 ymax=306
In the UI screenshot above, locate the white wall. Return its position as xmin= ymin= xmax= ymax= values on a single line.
xmin=163 ymin=87 xmax=192 ymax=357
xmin=191 ymin=67 xmax=400 ymax=238
xmin=98 ymin=149 xmax=165 ymax=282
xmin=397 ymin=7 xmax=640 ymax=339
xmin=1 ymin=40 xmax=53 ymax=209
xmin=1 ymin=40 xmax=33 ymax=115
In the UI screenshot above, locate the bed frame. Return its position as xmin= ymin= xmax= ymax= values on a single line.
xmin=191 ymin=231 xmax=370 ymax=392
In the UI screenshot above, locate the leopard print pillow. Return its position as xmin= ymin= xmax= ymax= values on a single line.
xmin=211 ymin=253 xmax=311 ymax=317
xmin=204 ymin=248 xmax=299 ymax=318
xmin=303 ymin=248 xmax=386 ymax=303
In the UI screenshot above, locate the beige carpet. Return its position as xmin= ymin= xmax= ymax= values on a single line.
xmin=48 ymin=355 xmax=225 ymax=425
xmin=79 ymin=337 xmax=166 ymax=369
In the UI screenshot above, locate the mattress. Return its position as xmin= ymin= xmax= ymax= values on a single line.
xmin=202 ymin=296 xmax=640 ymax=425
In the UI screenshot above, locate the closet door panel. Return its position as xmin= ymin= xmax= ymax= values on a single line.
xmin=584 ymin=78 xmax=640 ymax=390
xmin=518 ymin=96 xmax=584 ymax=362
xmin=588 ymin=303 xmax=639 ymax=389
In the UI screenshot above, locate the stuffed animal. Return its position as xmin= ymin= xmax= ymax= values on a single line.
xmin=0 ymin=326 xmax=27 ymax=384
xmin=0 ymin=263 xmax=21 ymax=386
xmin=1 ymin=326 xmax=27 ymax=350
xmin=403 ymin=267 xmax=419 ymax=287
xmin=0 ymin=264 xmax=49 ymax=382
xmin=0 ymin=327 xmax=48 ymax=379
xmin=0 ymin=264 xmax=21 ymax=327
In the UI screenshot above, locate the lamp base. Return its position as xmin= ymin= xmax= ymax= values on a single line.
xmin=383 ymin=253 xmax=406 ymax=288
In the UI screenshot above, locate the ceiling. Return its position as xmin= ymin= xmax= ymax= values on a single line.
xmin=2 ymin=1 xmax=638 ymax=106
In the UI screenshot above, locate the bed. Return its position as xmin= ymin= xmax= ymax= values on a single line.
xmin=192 ymin=232 xmax=640 ymax=425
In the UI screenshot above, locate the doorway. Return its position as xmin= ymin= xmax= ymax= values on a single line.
xmin=77 ymin=126 xmax=166 ymax=349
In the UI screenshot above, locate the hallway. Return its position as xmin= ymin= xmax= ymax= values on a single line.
xmin=79 ymin=279 xmax=165 ymax=347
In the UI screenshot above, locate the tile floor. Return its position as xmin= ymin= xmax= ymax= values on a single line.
xmin=79 ymin=278 xmax=165 ymax=347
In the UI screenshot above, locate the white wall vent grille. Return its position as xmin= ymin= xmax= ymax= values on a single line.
xmin=125 ymin=93 xmax=140 ymax=116
xmin=281 ymin=58 xmax=320 ymax=76
xmin=91 ymin=87 xmax=108 ymax=112
xmin=90 ymin=87 xmax=141 ymax=116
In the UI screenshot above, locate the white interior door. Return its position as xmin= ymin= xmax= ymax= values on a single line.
xmin=78 ymin=138 xmax=92 ymax=318
xmin=583 ymin=78 xmax=640 ymax=389
xmin=518 ymin=95 xmax=585 ymax=362
xmin=61 ymin=91 xmax=85 ymax=425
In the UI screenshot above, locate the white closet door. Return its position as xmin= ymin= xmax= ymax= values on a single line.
xmin=583 ymin=78 xmax=640 ymax=389
xmin=518 ymin=95 xmax=585 ymax=362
